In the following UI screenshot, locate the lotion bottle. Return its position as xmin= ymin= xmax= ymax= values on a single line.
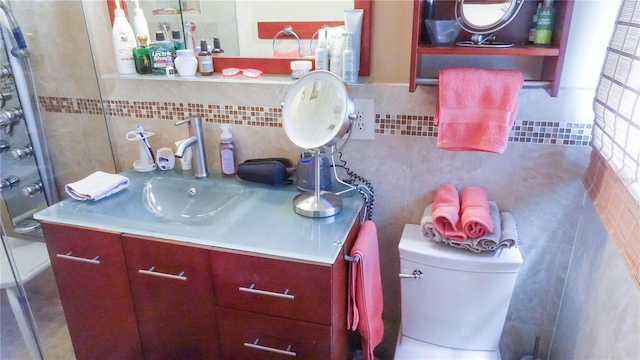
xmin=131 ymin=0 xmax=150 ymax=45
xmin=219 ymin=125 xmax=236 ymax=175
xmin=111 ymin=0 xmax=136 ymax=74
xmin=342 ymin=32 xmax=357 ymax=84
xmin=315 ymin=28 xmax=328 ymax=71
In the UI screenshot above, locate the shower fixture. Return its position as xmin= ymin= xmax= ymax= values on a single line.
xmin=1 ymin=175 xmax=20 ymax=191
xmin=11 ymin=144 xmax=32 ymax=160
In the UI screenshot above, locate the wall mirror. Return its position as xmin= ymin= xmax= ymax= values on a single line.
xmin=454 ymin=0 xmax=524 ymax=47
xmin=125 ymin=0 xmax=371 ymax=75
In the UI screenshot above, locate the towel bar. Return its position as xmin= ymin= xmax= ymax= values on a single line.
xmin=344 ymin=254 xmax=360 ymax=263
xmin=273 ymin=25 xmax=301 ymax=56
xmin=416 ymin=78 xmax=551 ymax=88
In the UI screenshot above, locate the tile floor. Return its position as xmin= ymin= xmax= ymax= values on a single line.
xmin=1 ymin=267 xmax=74 ymax=359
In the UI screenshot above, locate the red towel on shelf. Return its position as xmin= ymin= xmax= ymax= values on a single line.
xmin=432 ymin=183 xmax=467 ymax=241
xmin=461 ymin=186 xmax=493 ymax=238
xmin=435 ymin=68 xmax=524 ymax=154
xmin=348 ymin=220 xmax=384 ymax=360
xmin=273 ymin=49 xmax=301 ymax=57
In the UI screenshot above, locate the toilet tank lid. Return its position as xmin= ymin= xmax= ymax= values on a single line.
xmin=398 ymin=224 xmax=523 ymax=272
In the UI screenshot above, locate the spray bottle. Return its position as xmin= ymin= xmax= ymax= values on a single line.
xmin=131 ymin=0 xmax=150 ymax=45
xmin=220 ymin=125 xmax=236 ymax=175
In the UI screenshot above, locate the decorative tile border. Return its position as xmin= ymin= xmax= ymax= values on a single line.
xmin=37 ymin=97 xmax=591 ymax=146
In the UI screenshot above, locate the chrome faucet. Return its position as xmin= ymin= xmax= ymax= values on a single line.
xmin=175 ymin=116 xmax=208 ymax=178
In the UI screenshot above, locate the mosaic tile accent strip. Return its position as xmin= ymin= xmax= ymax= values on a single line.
xmin=375 ymin=114 xmax=592 ymax=146
xmin=37 ymin=97 xmax=591 ymax=146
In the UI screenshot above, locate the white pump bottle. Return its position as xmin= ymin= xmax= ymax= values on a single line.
xmin=131 ymin=0 xmax=150 ymax=45
xmin=111 ymin=0 xmax=136 ymax=74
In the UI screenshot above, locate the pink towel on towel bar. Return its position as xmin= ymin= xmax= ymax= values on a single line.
xmin=273 ymin=49 xmax=301 ymax=57
xmin=432 ymin=184 xmax=467 ymax=241
xmin=461 ymin=186 xmax=493 ymax=238
xmin=435 ymin=68 xmax=524 ymax=154
xmin=348 ymin=220 xmax=384 ymax=360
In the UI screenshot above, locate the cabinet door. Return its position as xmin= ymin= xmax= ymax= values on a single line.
xmin=211 ymin=250 xmax=332 ymax=325
xmin=217 ymin=307 xmax=331 ymax=360
xmin=42 ymin=222 xmax=143 ymax=360
xmin=122 ymin=235 xmax=220 ymax=359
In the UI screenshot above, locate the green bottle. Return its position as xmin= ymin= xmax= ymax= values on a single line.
xmin=132 ymin=34 xmax=152 ymax=74
xmin=534 ymin=4 xmax=555 ymax=45
xmin=148 ymin=31 xmax=176 ymax=75
xmin=172 ymin=30 xmax=184 ymax=50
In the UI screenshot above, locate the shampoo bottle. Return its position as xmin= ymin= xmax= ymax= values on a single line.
xmin=111 ymin=0 xmax=136 ymax=74
xmin=534 ymin=0 xmax=555 ymax=45
xmin=342 ymin=32 xmax=357 ymax=84
xmin=131 ymin=0 xmax=150 ymax=45
xmin=315 ymin=28 xmax=328 ymax=71
xmin=220 ymin=125 xmax=236 ymax=175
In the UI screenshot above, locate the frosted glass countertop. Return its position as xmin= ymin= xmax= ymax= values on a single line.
xmin=34 ymin=169 xmax=364 ymax=264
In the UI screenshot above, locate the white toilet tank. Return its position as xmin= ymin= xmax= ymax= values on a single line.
xmin=398 ymin=224 xmax=522 ymax=351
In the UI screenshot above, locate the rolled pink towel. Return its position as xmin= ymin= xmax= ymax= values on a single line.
xmin=461 ymin=186 xmax=493 ymax=238
xmin=432 ymin=184 xmax=467 ymax=241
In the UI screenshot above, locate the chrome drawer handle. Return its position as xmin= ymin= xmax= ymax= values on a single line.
xmin=138 ymin=266 xmax=187 ymax=281
xmin=244 ymin=338 xmax=296 ymax=357
xmin=238 ymin=284 xmax=294 ymax=300
xmin=56 ymin=251 xmax=100 ymax=265
xmin=399 ymin=270 xmax=423 ymax=279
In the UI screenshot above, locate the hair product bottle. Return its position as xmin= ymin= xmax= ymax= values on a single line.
xmin=315 ymin=28 xmax=328 ymax=71
xmin=212 ymin=38 xmax=224 ymax=55
xmin=111 ymin=0 xmax=136 ymax=74
xmin=132 ymin=34 xmax=152 ymax=74
xmin=534 ymin=0 xmax=555 ymax=45
xmin=131 ymin=0 xmax=149 ymax=45
xmin=342 ymin=32 xmax=357 ymax=84
xmin=198 ymin=39 xmax=214 ymax=76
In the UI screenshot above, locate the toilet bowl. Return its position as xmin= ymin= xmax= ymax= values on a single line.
xmin=395 ymin=224 xmax=523 ymax=360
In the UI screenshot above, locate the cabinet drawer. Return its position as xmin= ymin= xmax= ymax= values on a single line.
xmin=211 ymin=251 xmax=332 ymax=325
xmin=122 ymin=235 xmax=219 ymax=359
xmin=217 ymin=307 xmax=331 ymax=360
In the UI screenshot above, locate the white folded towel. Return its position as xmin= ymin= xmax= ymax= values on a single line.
xmin=421 ymin=201 xmax=517 ymax=252
xmin=65 ymin=171 xmax=130 ymax=201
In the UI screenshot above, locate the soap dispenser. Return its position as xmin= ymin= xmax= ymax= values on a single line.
xmin=220 ymin=125 xmax=236 ymax=175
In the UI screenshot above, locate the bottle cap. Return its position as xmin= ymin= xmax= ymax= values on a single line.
xmin=213 ymin=38 xmax=221 ymax=49
xmin=318 ymin=29 xmax=327 ymax=48
xmin=220 ymin=125 xmax=233 ymax=142
xmin=172 ymin=30 xmax=181 ymax=40
xmin=155 ymin=31 xmax=165 ymax=41
xmin=137 ymin=34 xmax=148 ymax=46
xmin=176 ymin=49 xmax=194 ymax=57
xmin=200 ymin=39 xmax=208 ymax=50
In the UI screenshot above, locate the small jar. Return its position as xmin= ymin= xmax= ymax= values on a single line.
xmin=290 ymin=60 xmax=312 ymax=80
xmin=174 ymin=49 xmax=198 ymax=77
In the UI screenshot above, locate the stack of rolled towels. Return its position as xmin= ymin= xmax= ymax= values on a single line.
xmin=420 ymin=184 xmax=518 ymax=253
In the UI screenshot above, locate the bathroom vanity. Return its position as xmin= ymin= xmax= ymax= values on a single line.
xmin=35 ymin=169 xmax=364 ymax=360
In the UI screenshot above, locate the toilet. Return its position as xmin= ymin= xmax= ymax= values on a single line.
xmin=395 ymin=224 xmax=523 ymax=360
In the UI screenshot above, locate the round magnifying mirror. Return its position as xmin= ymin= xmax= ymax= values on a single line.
xmin=455 ymin=0 xmax=524 ymax=47
xmin=282 ymin=70 xmax=355 ymax=218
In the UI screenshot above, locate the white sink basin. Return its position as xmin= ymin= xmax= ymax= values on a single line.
xmin=142 ymin=176 xmax=244 ymax=224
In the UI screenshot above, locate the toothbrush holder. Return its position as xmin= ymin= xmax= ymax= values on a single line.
xmin=126 ymin=130 xmax=157 ymax=172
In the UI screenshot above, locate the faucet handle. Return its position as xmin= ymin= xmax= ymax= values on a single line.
xmin=175 ymin=116 xmax=202 ymax=127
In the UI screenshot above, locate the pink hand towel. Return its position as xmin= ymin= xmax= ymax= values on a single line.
xmin=273 ymin=49 xmax=301 ymax=57
xmin=431 ymin=184 xmax=467 ymax=241
xmin=461 ymin=186 xmax=493 ymax=238
xmin=435 ymin=68 xmax=524 ymax=154
xmin=347 ymin=220 xmax=384 ymax=360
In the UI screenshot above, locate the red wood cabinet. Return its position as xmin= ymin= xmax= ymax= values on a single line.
xmin=122 ymin=234 xmax=220 ymax=360
xmin=42 ymin=222 xmax=143 ymax=360
xmin=409 ymin=0 xmax=574 ymax=96
xmin=43 ymin=217 xmax=360 ymax=360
